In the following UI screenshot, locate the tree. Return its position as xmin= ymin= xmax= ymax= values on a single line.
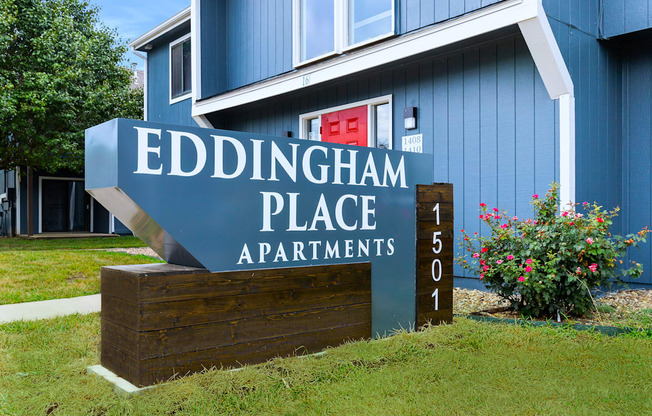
xmin=0 ymin=0 xmax=143 ymax=173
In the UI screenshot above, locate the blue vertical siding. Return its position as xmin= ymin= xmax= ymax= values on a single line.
xmin=545 ymin=0 xmax=652 ymax=286
xmin=543 ymin=0 xmax=600 ymax=37
xmin=602 ymin=0 xmax=652 ymax=38
xmin=623 ymin=44 xmax=652 ymax=286
xmin=198 ymin=0 xmax=507 ymax=97
xmin=224 ymin=0 xmax=293 ymax=91
xmin=400 ymin=0 xmax=504 ymax=33
xmin=146 ymin=34 xmax=198 ymax=128
xmin=547 ymin=5 xmax=623 ymax=235
xmin=207 ymin=33 xmax=559 ymax=280
xmin=199 ymin=0 xmax=226 ymax=98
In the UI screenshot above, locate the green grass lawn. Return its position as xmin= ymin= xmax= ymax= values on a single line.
xmin=0 ymin=316 xmax=650 ymax=415
xmin=0 ymin=250 xmax=163 ymax=304
xmin=0 ymin=236 xmax=146 ymax=251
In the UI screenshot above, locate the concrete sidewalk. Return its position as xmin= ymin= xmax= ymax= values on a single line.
xmin=0 ymin=294 xmax=100 ymax=324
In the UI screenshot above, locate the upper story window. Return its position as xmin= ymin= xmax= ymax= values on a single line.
xmin=294 ymin=0 xmax=395 ymax=66
xmin=169 ymin=34 xmax=191 ymax=103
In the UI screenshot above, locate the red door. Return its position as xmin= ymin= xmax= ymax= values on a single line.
xmin=321 ymin=105 xmax=368 ymax=147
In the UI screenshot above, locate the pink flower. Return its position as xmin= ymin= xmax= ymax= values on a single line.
xmin=525 ymin=266 xmax=533 ymax=273
xmin=481 ymin=247 xmax=488 ymax=253
xmin=479 ymin=215 xmax=484 ymax=219
xmin=493 ymin=208 xmax=499 ymax=212
xmin=483 ymin=265 xmax=490 ymax=271
xmin=460 ymin=229 xmax=465 ymax=233
xmin=569 ymin=222 xmax=574 ymax=226
xmin=583 ymin=201 xmax=588 ymax=205
xmin=495 ymin=215 xmax=502 ymax=219
xmin=533 ymin=194 xmax=539 ymax=199
xmin=480 ymin=260 xmax=485 ymax=266
xmin=480 ymin=203 xmax=487 ymax=207
xmin=496 ymin=260 xmax=503 ymax=265
xmin=507 ymin=255 xmax=514 ymax=260
xmin=512 ymin=216 xmax=518 ymax=221
xmin=576 ymin=267 xmax=581 ymax=274
xmin=518 ymin=276 xmax=525 ymax=282
xmin=526 ymin=259 xmax=533 ymax=264
xmin=589 ymin=263 xmax=598 ymax=273
xmin=561 ymin=211 xmax=568 ymax=217
xmin=480 ymin=273 xmax=484 ymax=279
xmin=576 ymin=213 xmax=583 ymax=218
xmin=596 ymin=217 xmax=604 ymax=223
xmin=586 ymin=238 xmax=594 ymax=245
xmin=472 ymin=253 xmax=480 ymax=258
xmin=500 ymin=224 xmax=508 ymax=229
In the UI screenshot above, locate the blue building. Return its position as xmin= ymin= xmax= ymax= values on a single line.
xmin=130 ymin=0 xmax=652 ymax=289
xmin=0 ymin=68 xmax=144 ymax=238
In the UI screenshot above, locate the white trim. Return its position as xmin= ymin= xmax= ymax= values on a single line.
xmin=143 ymin=57 xmax=148 ymax=121
xmin=15 ymin=167 xmax=20 ymax=235
xmin=191 ymin=0 xmax=202 ymax=104
xmin=559 ymin=94 xmax=576 ymax=205
xmin=194 ymin=0 xmax=535 ymax=117
xmin=517 ymin=1 xmax=573 ymax=99
xmin=293 ymin=0 xmax=395 ymax=68
xmin=90 ymin=197 xmax=94 ymax=233
xmin=341 ymin=31 xmax=394 ymax=53
xmin=37 ymin=176 xmax=84 ymax=235
xmin=130 ymin=50 xmax=148 ymax=120
xmin=516 ymin=1 xmax=575 ymax=205
xmin=293 ymin=0 xmax=339 ymax=67
xmin=193 ymin=114 xmax=213 ymax=128
xmin=169 ymin=33 xmax=192 ymax=105
xmin=342 ymin=0 xmax=395 ymax=52
xmin=292 ymin=0 xmax=300 ymax=67
xmin=129 ymin=7 xmax=191 ymax=50
xmin=299 ymin=95 xmax=393 ymax=149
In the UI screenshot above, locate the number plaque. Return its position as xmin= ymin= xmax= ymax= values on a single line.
xmin=416 ymin=184 xmax=454 ymax=326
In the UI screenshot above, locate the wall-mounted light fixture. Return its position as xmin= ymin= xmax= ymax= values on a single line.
xmin=143 ymin=44 xmax=153 ymax=51
xmin=281 ymin=131 xmax=292 ymax=138
xmin=404 ymin=107 xmax=417 ymax=130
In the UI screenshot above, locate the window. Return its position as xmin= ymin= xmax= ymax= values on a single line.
xmin=299 ymin=96 xmax=393 ymax=149
xmin=347 ymin=0 xmax=393 ymax=46
xmin=170 ymin=34 xmax=191 ymax=103
xmin=293 ymin=0 xmax=394 ymax=66
xmin=300 ymin=0 xmax=335 ymax=62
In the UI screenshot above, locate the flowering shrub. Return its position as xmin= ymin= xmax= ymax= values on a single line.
xmin=456 ymin=183 xmax=649 ymax=318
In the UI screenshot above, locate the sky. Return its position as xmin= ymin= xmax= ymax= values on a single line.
xmin=91 ymin=0 xmax=190 ymax=70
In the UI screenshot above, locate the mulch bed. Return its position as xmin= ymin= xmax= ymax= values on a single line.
xmin=454 ymin=287 xmax=652 ymax=327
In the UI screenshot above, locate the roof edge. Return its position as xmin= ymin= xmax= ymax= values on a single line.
xmin=129 ymin=7 xmax=191 ymax=51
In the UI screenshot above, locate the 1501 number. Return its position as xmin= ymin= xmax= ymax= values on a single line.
xmin=431 ymin=203 xmax=442 ymax=310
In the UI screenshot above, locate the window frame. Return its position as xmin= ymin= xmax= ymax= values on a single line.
xmin=292 ymin=0 xmax=395 ymax=68
xmin=169 ymin=33 xmax=192 ymax=104
xmin=298 ymin=95 xmax=393 ymax=149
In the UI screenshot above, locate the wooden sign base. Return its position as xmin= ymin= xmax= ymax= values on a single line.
xmin=101 ymin=263 xmax=372 ymax=387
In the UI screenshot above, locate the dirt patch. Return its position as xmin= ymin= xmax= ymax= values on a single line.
xmin=103 ymin=247 xmax=162 ymax=259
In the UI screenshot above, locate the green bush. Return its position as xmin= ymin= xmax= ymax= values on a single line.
xmin=456 ymin=183 xmax=649 ymax=318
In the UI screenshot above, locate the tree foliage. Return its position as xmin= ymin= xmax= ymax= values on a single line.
xmin=0 ymin=0 xmax=143 ymax=172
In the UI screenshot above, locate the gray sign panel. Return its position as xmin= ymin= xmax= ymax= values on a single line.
xmin=86 ymin=119 xmax=433 ymax=334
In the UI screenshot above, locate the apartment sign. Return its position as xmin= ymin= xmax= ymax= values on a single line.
xmin=86 ymin=119 xmax=433 ymax=330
